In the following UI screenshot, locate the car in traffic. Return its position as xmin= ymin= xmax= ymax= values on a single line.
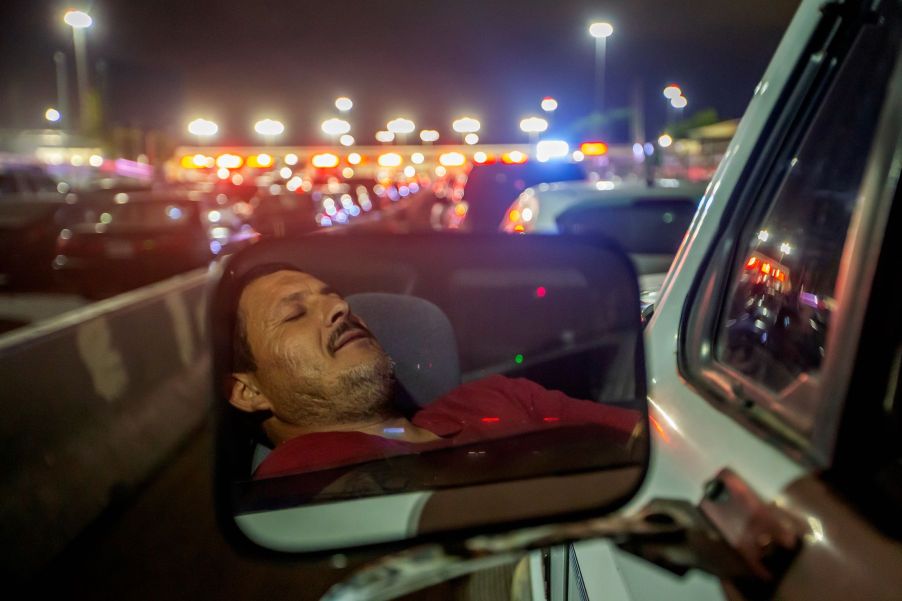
xmin=501 ymin=179 xmax=708 ymax=313
xmin=207 ymin=2 xmax=902 ymax=600
xmin=52 ymin=191 xmax=258 ymax=298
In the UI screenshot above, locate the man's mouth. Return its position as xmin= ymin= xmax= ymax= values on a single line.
xmin=329 ymin=323 xmax=373 ymax=355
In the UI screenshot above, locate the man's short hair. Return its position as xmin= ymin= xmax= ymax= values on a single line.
xmin=231 ymin=262 xmax=303 ymax=373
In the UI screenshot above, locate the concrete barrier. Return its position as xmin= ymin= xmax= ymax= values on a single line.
xmin=0 ymin=268 xmax=212 ymax=578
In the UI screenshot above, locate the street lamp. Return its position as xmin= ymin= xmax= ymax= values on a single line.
xmin=464 ymin=133 xmax=479 ymax=145
xmin=63 ymin=9 xmax=93 ymax=132
xmin=670 ymin=95 xmax=688 ymax=109
xmin=375 ymin=130 xmax=395 ymax=143
xmin=663 ymin=84 xmax=682 ymax=99
xmin=254 ymin=118 xmax=285 ymax=145
xmin=589 ymin=21 xmax=613 ymax=137
xmin=387 ymin=117 xmax=415 ymax=144
xmin=519 ymin=116 xmax=548 ymax=144
xmin=187 ymin=118 xmax=219 ymax=143
xmin=541 ymin=97 xmax=558 ymax=112
xmin=321 ymin=118 xmax=351 ymax=136
xmin=452 ymin=116 xmax=480 ymax=143
xmin=45 ymin=108 xmax=61 ymax=123
xmin=657 ymin=133 xmax=673 ymax=148
xmin=335 ymin=97 xmax=353 ymax=112
xmin=419 ymin=129 xmax=440 ymax=143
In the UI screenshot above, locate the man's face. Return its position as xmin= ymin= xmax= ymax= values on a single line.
xmin=234 ymin=270 xmax=394 ymax=427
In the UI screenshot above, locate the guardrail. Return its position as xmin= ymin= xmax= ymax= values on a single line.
xmin=0 ymin=268 xmax=213 ymax=578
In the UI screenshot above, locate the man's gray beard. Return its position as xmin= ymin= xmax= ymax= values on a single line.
xmin=277 ymin=353 xmax=397 ymax=428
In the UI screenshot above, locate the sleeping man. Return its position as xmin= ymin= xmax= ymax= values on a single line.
xmin=229 ymin=266 xmax=640 ymax=479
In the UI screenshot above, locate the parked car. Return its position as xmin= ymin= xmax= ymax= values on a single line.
xmin=52 ymin=192 xmax=258 ymax=298
xmin=209 ymin=1 xmax=902 ymax=600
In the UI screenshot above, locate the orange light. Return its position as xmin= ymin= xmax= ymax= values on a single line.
xmin=473 ymin=151 xmax=495 ymax=165
xmin=745 ymin=257 xmax=758 ymax=268
xmin=311 ymin=153 xmax=340 ymax=168
xmin=347 ymin=152 xmax=363 ymax=165
xmin=247 ymin=153 xmax=274 ymax=168
xmin=514 ymin=224 xmax=525 ymax=233
xmin=580 ymin=141 xmax=609 ymax=156
xmin=439 ymin=152 xmax=466 ymax=167
xmin=215 ymin=154 xmax=244 ymax=170
xmin=776 ymin=272 xmax=786 ymax=282
xmin=377 ymin=152 xmax=402 ymax=167
xmin=649 ymin=415 xmax=670 ymax=444
xmin=453 ymin=203 xmax=468 ymax=217
xmin=761 ymin=262 xmax=771 ymax=274
xmin=180 ymin=155 xmax=199 ymax=169
xmin=501 ymin=151 xmax=528 ymax=164
xmin=508 ymin=209 xmax=521 ymax=223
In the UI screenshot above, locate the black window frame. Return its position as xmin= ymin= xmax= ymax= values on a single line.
xmin=679 ymin=0 xmax=902 ymax=468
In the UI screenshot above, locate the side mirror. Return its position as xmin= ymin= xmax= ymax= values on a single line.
xmin=210 ymin=232 xmax=650 ymax=556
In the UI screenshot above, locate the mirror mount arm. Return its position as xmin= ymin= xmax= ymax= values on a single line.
xmin=325 ymin=470 xmax=803 ymax=601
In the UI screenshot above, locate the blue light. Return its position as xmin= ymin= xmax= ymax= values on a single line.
xmin=383 ymin=427 xmax=405 ymax=435
xmin=210 ymin=240 xmax=222 ymax=254
xmin=166 ymin=206 xmax=183 ymax=220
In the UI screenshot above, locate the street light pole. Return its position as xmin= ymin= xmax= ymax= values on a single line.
xmin=63 ymin=10 xmax=93 ymax=132
xmin=53 ymin=51 xmax=69 ymax=131
xmin=589 ymin=22 xmax=613 ymax=138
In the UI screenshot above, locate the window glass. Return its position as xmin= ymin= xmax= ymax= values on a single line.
xmin=716 ymin=11 xmax=900 ymax=392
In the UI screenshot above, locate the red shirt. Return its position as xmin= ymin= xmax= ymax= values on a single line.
xmin=254 ymin=375 xmax=639 ymax=479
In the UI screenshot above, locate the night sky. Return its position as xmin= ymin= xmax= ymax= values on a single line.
xmin=1 ymin=0 xmax=800 ymax=145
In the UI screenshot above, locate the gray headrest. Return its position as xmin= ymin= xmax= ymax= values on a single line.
xmin=347 ymin=292 xmax=460 ymax=409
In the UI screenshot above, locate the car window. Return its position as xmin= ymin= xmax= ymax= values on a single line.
xmin=715 ymin=10 xmax=901 ymax=393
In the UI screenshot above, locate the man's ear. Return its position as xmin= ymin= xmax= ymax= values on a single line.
xmin=229 ymin=373 xmax=273 ymax=413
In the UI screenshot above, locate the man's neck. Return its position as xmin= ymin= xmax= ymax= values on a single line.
xmin=265 ymin=415 xmax=440 ymax=446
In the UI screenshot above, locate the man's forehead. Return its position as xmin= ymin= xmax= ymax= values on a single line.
xmin=240 ymin=270 xmax=326 ymax=310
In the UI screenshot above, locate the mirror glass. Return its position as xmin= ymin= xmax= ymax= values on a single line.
xmin=211 ymin=233 xmax=649 ymax=553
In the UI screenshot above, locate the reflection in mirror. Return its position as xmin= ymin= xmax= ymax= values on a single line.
xmin=213 ymin=234 xmax=649 ymax=553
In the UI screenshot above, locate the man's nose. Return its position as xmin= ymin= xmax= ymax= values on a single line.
xmin=323 ymin=295 xmax=349 ymax=325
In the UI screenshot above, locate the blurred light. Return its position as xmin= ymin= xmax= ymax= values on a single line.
xmin=571 ymin=150 xmax=585 ymax=162
xmin=435 ymin=165 xmax=447 ymax=176
xmin=342 ymin=167 xmax=355 ymax=178
xmin=780 ymin=242 xmax=792 ymax=255
xmin=670 ymin=95 xmax=688 ymax=109
xmin=207 ymin=210 xmax=222 ymax=223
xmin=746 ymin=257 xmax=759 ymax=269
xmin=347 ymin=152 xmax=362 ymax=165
xmin=269 ymin=184 xmax=282 ymax=195
xmin=541 ymin=97 xmax=558 ymax=112
xmin=114 ymin=193 xmax=129 ymax=204
xmin=596 ymin=180 xmax=615 ymax=191
xmin=378 ymin=152 xmax=402 ymax=167
xmin=473 ymin=151 xmax=488 ymax=164
xmin=399 ymin=185 xmax=410 ymax=197
xmin=64 ymin=10 xmax=93 ymax=28
xmin=375 ymin=130 xmax=395 ymax=143
xmin=187 ymin=118 xmax=218 ymax=137
xmin=663 ymin=84 xmax=682 ymax=99
xmin=56 ymin=182 xmax=70 ymax=194
xmin=519 ymin=116 xmax=548 ymax=134
xmin=387 ymin=117 xmax=416 ymax=134
xmin=632 ymin=143 xmax=645 ymax=160
xmin=247 ymin=153 xmax=274 ymax=168
xmin=464 ymin=133 xmax=479 ymax=145
xmin=165 ymin=206 xmax=183 ymax=220
xmin=279 ymin=167 xmax=293 ymax=179
xmin=439 ymin=152 xmax=466 ymax=167
xmin=335 ymin=97 xmax=353 ymax=112
xmin=339 ymin=134 xmax=355 ymax=146
xmin=254 ymin=118 xmax=285 ymax=137
xmin=286 ymin=176 xmax=302 ymax=191
xmin=411 ymin=152 xmax=425 ymax=164
xmin=70 ymin=155 xmax=84 ymax=166
xmin=757 ymin=230 xmax=770 ymax=242
xmin=284 ymin=153 xmax=299 ymax=166
xmin=589 ymin=21 xmax=614 ymax=38
xmin=403 ymin=165 xmax=416 ymax=178
xmin=454 ymin=203 xmax=467 ymax=217
xmin=658 ymin=134 xmax=673 ymax=148
xmin=481 ymin=417 xmax=501 ymax=423
xmin=580 ymin=141 xmax=608 ymax=156
xmin=502 ymin=151 xmax=528 ymax=164
xmin=45 ymin=108 xmax=61 ymax=122
xmin=514 ymin=353 xmax=525 ymax=364
xmin=217 ymin=167 xmax=230 ymax=179
xmin=301 ymin=180 xmax=313 ymax=192
xmin=535 ymin=286 xmax=547 ymax=298
xmin=87 ymin=154 xmax=103 ymax=167
xmin=536 ymin=140 xmax=569 ymax=162
xmin=192 ymin=153 xmax=210 ymax=168
xmin=521 ymin=207 xmax=533 ymax=222
xmin=509 ymin=209 xmax=521 ymax=223
xmin=211 ymin=226 xmax=231 ymax=239
xmin=216 ymin=154 xmax=243 ymax=169
xmin=210 ymin=241 xmax=222 ymax=254
xmin=419 ymin=129 xmax=440 ymax=143
xmin=349 ymin=205 xmax=361 ymax=217
xmin=322 ymin=118 xmax=351 ymax=136
xmin=231 ymin=173 xmax=244 ymax=185
xmin=98 ymin=212 xmax=111 ymax=224
xmin=312 ymin=153 xmax=340 ymax=168
xmin=452 ymin=117 xmax=480 ymax=133
xmin=644 ymin=142 xmax=655 ymax=156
